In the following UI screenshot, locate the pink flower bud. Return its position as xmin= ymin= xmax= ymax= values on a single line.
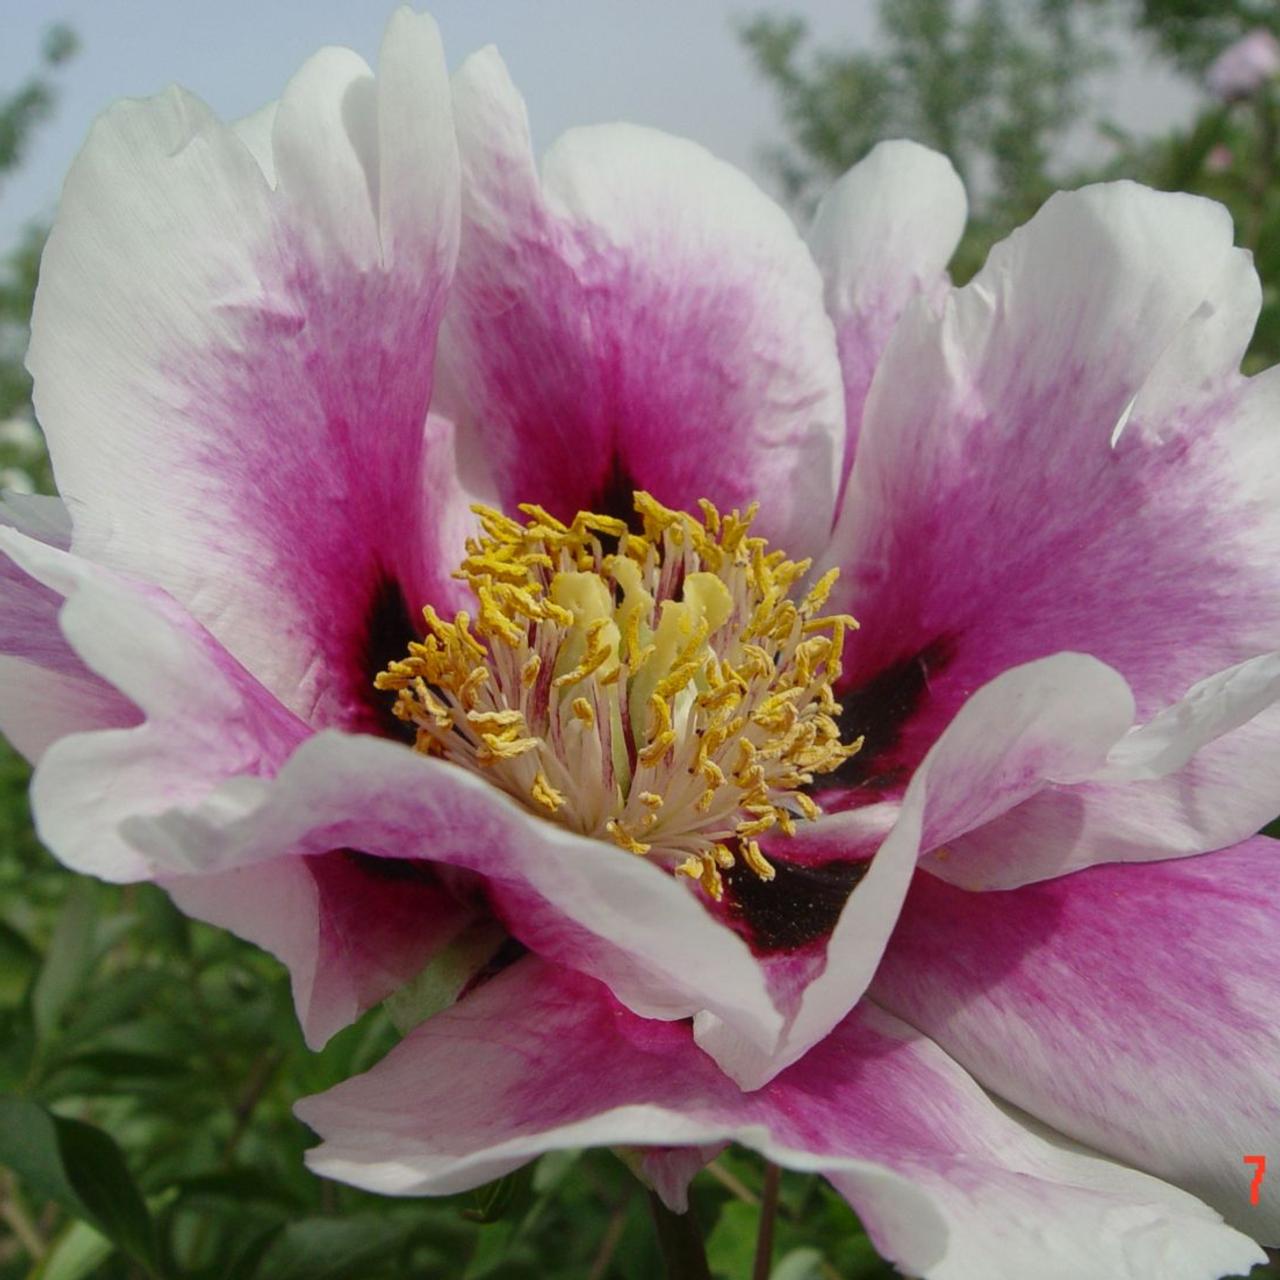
xmin=1206 ymin=28 xmax=1280 ymax=101
xmin=1205 ymin=142 xmax=1234 ymax=173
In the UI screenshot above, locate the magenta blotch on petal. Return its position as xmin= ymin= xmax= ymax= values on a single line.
xmin=820 ymin=182 xmax=1280 ymax=871
xmin=26 ymin=11 xmax=466 ymax=731
xmin=443 ymin=47 xmax=846 ymax=556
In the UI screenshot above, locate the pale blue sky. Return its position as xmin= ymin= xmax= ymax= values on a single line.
xmin=1 ymin=1 xmax=1195 ymax=245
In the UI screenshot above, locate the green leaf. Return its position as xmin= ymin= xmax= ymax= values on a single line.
xmin=222 ymin=1222 xmax=285 ymax=1280
xmin=707 ymin=1198 xmax=758 ymax=1279
xmin=771 ymin=1248 xmax=825 ymax=1280
xmin=56 ymin=1116 xmax=160 ymax=1269
xmin=47 ymin=970 xmax=167 ymax=1052
xmin=0 ymin=1095 xmax=160 ymax=1275
xmin=30 ymin=882 xmax=96 ymax=1045
xmin=249 ymin=1216 xmax=417 ymax=1280
xmin=170 ymin=1165 xmax=304 ymax=1209
xmin=55 ymin=1049 xmax=189 ymax=1080
xmin=30 ymin=1219 xmax=113 ymax=1280
xmin=462 ymin=1220 xmax=518 ymax=1279
xmin=0 ymin=1096 xmax=86 ymax=1211
xmin=0 ymin=918 xmax=37 ymax=1007
xmin=136 ymin=885 xmax=192 ymax=955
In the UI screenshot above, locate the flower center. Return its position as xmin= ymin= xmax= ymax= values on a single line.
xmin=377 ymin=493 xmax=862 ymax=899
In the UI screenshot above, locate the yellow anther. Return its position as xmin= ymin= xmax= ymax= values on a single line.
xmin=802 ymin=567 xmax=840 ymax=612
xmin=477 ymin=585 xmax=524 ymax=647
xmin=415 ymin=685 xmax=453 ymax=729
xmin=531 ymin=771 xmax=566 ymax=814
xmin=454 ymin=612 xmax=487 ymax=661
xmin=653 ymin=620 xmax=711 ymax=701
xmin=700 ymin=758 xmax=726 ymax=790
xmin=474 ymin=506 xmax=525 ymax=540
xmin=623 ymin=607 xmax=645 ymax=669
xmin=638 ymin=730 xmax=676 ymax=767
xmin=516 ymin=502 xmax=569 ymax=532
xmin=698 ymin=856 xmax=726 ymax=900
xmin=459 ymin=552 xmax=531 ymax=582
xmin=607 ymin=819 xmax=651 ymax=856
xmin=553 ymin=616 xmax=619 ymax=689
xmin=475 ymin=735 xmax=540 ymax=765
xmin=493 ymin=583 xmax=546 ymax=622
xmin=633 ymin=491 xmax=680 ymax=535
xmin=802 ymin=612 xmax=857 ymax=634
xmin=645 ymin=692 xmax=673 ymax=745
xmin=736 ymin=812 xmax=778 ymax=838
xmin=698 ymin=680 xmax=740 ymax=712
xmin=468 ymin=708 xmax=523 ymax=728
xmin=609 ymin=556 xmax=654 ymax=648
xmin=460 ymin=666 xmax=490 ymax=709
xmin=420 ymin=603 xmax=450 ymax=640
xmin=741 ymin=839 xmax=776 ymax=881
xmin=572 ymin=511 xmax=630 ymax=539
xmin=379 ymin=490 xmax=860 ymax=902
xmin=674 ymin=853 xmax=725 ymax=901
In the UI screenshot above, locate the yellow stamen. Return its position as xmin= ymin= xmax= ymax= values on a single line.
xmin=607 ymin=819 xmax=652 ymax=856
xmin=378 ymin=491 xmax=861 ymax=900
xmin=531 ymin=771 xmax=566 ymax=814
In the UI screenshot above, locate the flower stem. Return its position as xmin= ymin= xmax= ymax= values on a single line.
xmin=647 ymin=1191 xmax=711 ymax=1280
xmin=752 ymin=1162 xmax=781 ymax=1280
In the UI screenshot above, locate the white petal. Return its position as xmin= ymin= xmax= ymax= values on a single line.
xmin=809 ymin=139 xmax=966 ymax=466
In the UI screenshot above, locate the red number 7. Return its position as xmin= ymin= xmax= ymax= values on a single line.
xmin=1245 ymin=1155 xmax=1267 ymax=1205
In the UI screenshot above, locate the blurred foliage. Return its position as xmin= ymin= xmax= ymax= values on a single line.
xmin=0 ymin=225 xmax=52 ymax=492
xmin=1130 ymin=0 xmax=1280 ymax=74
xmin=0 ymin=26 xmax=67 ymax=494
xmin=3 ymin=6 xmax=1280 ymax=1278
xmin=740 ymin=0 xmax=1116 ymax=276
xmin=0 ymin=25 xmax=76 ymax=182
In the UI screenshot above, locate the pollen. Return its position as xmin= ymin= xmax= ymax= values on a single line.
xmin=376 ymin=493 xmax=863 ymax=900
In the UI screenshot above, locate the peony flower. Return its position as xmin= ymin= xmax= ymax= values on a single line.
xmin=4 ymin=8 xmax=1280 ymax=1276
xmin=1206 ymin=29 xmax=1280 ymax=102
